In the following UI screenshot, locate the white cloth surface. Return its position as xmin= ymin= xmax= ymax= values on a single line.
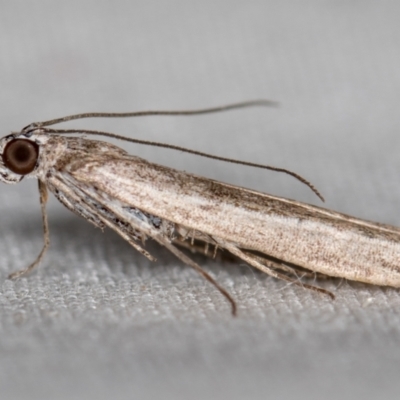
xmin=1 ymin=1 xmax=400 ymax=399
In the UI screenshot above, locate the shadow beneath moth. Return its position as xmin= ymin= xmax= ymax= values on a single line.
xmin=1 ymin=100 xmax=399 ymax=316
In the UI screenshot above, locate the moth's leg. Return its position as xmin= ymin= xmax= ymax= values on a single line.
xmin=8 ymin=180 xmax=50 ymax=279
xmin=173 ymin=239 xmax=209 ymax=254
xmin=96 ymin=214 xmax=157 ymax=262
xmin=173 ymin=239 xmax=237 ymax=264
xmin=173 ymin=238 xmax=222 ymax=257
xmin=48 ymin=182 xmax=105 ymax=231
xmin=243 ymin=252 xmax=331 ymax=281
xmin=155 ymin=235 xmax=237 ymax=316
xmin=52 ymin=176 xmax=157 ymax=263
xmin=174 ymin=227 xmax=233 ymax=261
xmin=217 ymin=240 xmax=334 ymax=300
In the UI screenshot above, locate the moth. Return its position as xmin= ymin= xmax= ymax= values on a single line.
xmin=1 ymin=100 xmax=399 ymax=315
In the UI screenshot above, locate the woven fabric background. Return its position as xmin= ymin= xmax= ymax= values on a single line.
xmin=1 ymin=1 xmax=400 ymax=399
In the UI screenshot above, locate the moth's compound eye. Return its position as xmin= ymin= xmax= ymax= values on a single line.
xmin=2 ymin=139 xmax=39 ymax=175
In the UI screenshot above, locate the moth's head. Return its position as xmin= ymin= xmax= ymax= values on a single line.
xmin=0 ymin=133 xmax=40 ymax=184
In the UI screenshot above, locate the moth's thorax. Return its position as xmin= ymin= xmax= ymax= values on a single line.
xmin=34 ymin=134 xmax=70 ymax=180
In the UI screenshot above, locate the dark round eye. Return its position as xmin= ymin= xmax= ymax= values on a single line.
xmin=2 ymin=139 xmax=39 ymax=175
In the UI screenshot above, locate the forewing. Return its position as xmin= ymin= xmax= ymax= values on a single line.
xmin=66 ymin=152 xmax=400 ymax=240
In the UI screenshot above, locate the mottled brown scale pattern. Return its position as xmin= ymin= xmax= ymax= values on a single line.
xmin=52 ymin=135 xmax=400 ymax=287
xmin=2 ymin=129 xmax=400 ymax=303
